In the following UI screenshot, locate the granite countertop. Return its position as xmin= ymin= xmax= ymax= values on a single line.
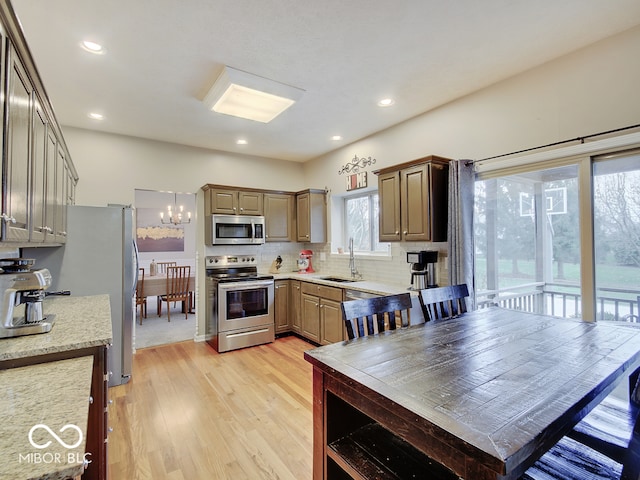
xmin=0 ymin=356 xmax=94 ymax=480
xmin=0 ymin=294 xmax=113 ymax=363
xmin=270 ymin=272 xmax=412 ymax=296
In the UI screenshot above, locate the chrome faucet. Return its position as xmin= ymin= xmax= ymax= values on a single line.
xmin=348 ymin=237 xmax=362 ymax=280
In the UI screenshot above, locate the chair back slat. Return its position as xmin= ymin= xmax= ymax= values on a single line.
xmin=341 ymin=293 xmax=412 ymax=340
xmin=419 ymin=284 xmax=469 ymax=322
xmin=166 ymin=265 xmax=191 ymax=302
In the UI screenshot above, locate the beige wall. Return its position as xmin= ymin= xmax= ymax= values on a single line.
xmin=304 ymin=24 xmax=640 ymax=196
xmin=65 ymin=128 xmax=307 ymax=207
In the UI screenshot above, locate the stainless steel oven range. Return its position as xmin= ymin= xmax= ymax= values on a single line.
xmin=205 ymin=255 xmax=274 ymax=353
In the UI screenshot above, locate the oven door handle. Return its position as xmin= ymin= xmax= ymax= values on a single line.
xmin=218 ymin=280 xmax=274 ymax=291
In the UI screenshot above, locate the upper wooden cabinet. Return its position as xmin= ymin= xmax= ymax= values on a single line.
xmin=264 ymin=193 xmax=294 ymax=242
xmin=375 ymin=156 xmax=450 ymax=242
xmin=206 ymin=187 xmax=263 ymax=215
xmin=296 ymin=189 xmax=326 ymax=243
xmin=0 ymin=4 xmax=77 ymax=245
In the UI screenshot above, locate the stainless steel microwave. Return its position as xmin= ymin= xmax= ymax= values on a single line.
xmin=207 ymin=214 xmax=265 ymax=245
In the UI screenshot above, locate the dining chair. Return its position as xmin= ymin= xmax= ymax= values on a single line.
xmin=418 ymin=284 xmax=469 ymax=322
xmin=523 ymin=405 xmax=640 ymax=480
xmin=157 ymin=265 xmax=191 ymax=321
xmin=136 ymin=267 xmax=147 ymax=324
xmin=341 ymin=293 xmax=412 ymax=340
xmin=622 ymin=296 xmax=640 ymax=323
xmin=157 ymin=261 xmax=177 ymax=274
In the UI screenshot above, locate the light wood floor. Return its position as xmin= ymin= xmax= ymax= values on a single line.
xmin=107 ymin=336 xmax=315 ymax=480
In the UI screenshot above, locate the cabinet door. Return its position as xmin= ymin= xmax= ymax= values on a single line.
xmin=378 ymin=171 xmax=401 ymax=242
xmin=238 ymin=191 xmax=263 ymax=215
xmin=30 ymin=95 xmax=47 ymax=242
xmin=43 ymin=129 xmax=57 ymax=242
xmin=290 ymin=280 xmax=301 ymax=333
xmin=320 ymin=298 xmax=343 ymax=344
xmin=210 ymin=188 xmax=238 ymax=214
xmin=3 ymin=45 xmax=33 ymax=242
xmin=401 ymin=164 xmax=430 ymax=242
xmin=296 ymin=192 xmax=311 ymax=241
xmin=54 ymin=146 xmax=68 ymax=242
xmin=264 ymin=193 xmax=294 ymax=242
xmin=274 ymin=280 xmax=289 ymax=333
xmin=301 ymin=293 xmax=320 ymax=343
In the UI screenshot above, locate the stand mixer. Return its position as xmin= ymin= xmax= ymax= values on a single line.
xmin=297 ymin=250 xmax=315 ymax=273
xmin=0 ymin=258 xmax=55 ymax=338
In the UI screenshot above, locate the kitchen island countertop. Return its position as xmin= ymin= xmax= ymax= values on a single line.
xmin=0 ymin=356 xmax=94 ymax=480
xmin=0 ymin=294 xmax=113 ymax=364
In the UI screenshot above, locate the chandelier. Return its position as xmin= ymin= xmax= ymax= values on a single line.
xmin=160 ymin=193 xmax=191 ymax=225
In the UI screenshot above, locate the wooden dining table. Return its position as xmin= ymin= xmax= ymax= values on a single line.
xmin=139 ymin=271 xmax=196 ymax=313
xmin=304 ymin=307 xmax=640 ymax=480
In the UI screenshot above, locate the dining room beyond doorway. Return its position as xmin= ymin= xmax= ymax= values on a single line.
xmin=134 ymin=189 xmax=197 ymax=348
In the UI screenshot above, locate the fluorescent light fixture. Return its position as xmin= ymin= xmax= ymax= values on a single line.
xmin=88 ymin=112 xmax=104 ymax=120
xmin=236 ymin=139 xmax=248 ymax=145
xmin=331 ymin=135 xmax=342 ymax=141
xmin=203 ymin=66 xmax=304 ymax=123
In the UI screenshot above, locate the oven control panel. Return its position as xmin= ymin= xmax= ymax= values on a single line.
xmin=206 ymin=255 xmax=257 ymax=269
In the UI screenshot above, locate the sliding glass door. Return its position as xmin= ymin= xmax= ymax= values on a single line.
xmin=593 ymin=149 xmax=640 ymax=320
xmin=475 ymin=164 xmax=582 ymax=316
xmin=475 ymin=148 xmax=640 ymax=321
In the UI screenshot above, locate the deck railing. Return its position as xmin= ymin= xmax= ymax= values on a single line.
xmin=477 ymin=282 xmax=640 ymax=321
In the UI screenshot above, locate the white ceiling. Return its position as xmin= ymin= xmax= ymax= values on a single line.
xmin=11 ymin=0 xmax=640 ymax=163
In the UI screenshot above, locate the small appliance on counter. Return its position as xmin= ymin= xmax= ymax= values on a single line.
xmin=0 ymin=258 xmax=55 ymax=338
xmin=407 ymin=250 xmax=438 ymax=290
xmin=297 ymin=250 xmax=315 ymax=273
xmin=269 ymin=255 xmax=283 ymax=274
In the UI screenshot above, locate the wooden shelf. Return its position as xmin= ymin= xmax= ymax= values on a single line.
xmin=328 ymin=423 xmax=459 ymax=480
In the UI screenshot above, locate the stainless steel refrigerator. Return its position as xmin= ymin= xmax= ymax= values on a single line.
xmin=24 ymin=205 xmax=137 ymax=386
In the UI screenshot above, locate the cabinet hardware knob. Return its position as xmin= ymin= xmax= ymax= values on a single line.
xmin=108 ymin=427 xmax=114 ymax=433
xmin=89 ymin=396 xmax=94 ymax=404
xmin=395 ymin=231 xmax=399 ymax=235
xmin=108 ymin=399 xmax=113 ymax=405
xmin=403 ymin=231 xmax=408 ymax=235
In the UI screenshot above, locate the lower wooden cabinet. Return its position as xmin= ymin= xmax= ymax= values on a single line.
xmin=290 ymin=280 xmax=301 ymax=334
xmin=300 ymin=282 xmax=345 ymax=345
xmin=274 ymin=280 xmax=290 ymax=334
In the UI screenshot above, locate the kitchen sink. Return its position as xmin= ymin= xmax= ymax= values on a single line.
xmin=320 ymin=276 xmax=358 ymax=283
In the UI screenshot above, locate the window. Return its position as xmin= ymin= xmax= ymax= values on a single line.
xmin=474 ymin=146 xmax=640 ymax=321
xmin=344 ymin=192 xmax=388 ymax=253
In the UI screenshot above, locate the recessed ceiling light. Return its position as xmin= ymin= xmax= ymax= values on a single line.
xmin=236 ymin=139 xmax=248 ymax=145
xmin=88 ymin=112 xmax=104 ymax=120
xmin=377 ymin=98 xmax=395 ymax=107
xmin=331 ymin=135 xmax=342 ymax=141
xmin=81 ymin=40 xmax=105 ymax=55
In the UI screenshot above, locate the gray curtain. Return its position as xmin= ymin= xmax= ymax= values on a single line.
xmin=447 ymin=160 xmax=476 ymax=309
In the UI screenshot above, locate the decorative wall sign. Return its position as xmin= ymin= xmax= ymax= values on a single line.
xmin=338 ymin=154 xmax=376 ymax=175
xmin=346 ymin=172 xmax=368 ymax=191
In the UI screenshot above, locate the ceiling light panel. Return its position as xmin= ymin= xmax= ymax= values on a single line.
xmin=203 ymin=66 xmax=304 ymax=123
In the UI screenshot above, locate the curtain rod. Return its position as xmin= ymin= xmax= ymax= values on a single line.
xmin=476 ymin=123 xmax=640 ymax=162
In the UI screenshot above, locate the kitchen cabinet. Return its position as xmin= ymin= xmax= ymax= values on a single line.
xmin=290 ymin=280 xmax=302 ymax=334
xmin=206 ymin=187 xmax=263 ymax=215
xmin=296 ymin=189 xmax=326 ymax=243
xmin=0 ymin=5 xmax=77 ymax=245
xmin=264 ymin=193 xmax=295 ymax=242
xmin=376 ymin=156 xmax=449 ymax=242
xmin=3 ymin=42 xmax=32 ymax=242
xmin=300 ymin=282 xmax=344 ymax=344
xmin=274 ymin=280 xmax=290 ymax=333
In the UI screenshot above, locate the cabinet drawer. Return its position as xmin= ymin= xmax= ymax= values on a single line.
xmin=301 ymin=282 xmax=343 ymax=302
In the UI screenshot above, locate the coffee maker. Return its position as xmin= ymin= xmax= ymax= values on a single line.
xmin=407 ymin=251 xmax=438 ymax=290
xmin=0 ymin=259 xmax=55 ymax=338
